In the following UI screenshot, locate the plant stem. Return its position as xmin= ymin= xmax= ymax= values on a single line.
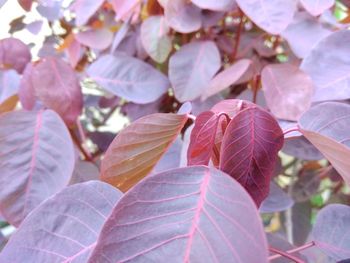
xmin=268 ymin=247 xmax=305 ymax=263
xmin=69 ymin=129 xmax=93 ymax=162
xmin=231 ymin=9 xmax=244 ymax=61
xmin=269 ymin=241 xmax=315 ymax=261
xmin=283 ymin=127 xmax=300 ymax=136
xmin=187 ymin=114 xmax=196 ymax=121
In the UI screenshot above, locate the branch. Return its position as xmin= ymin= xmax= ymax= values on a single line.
xmin=269 ymin=241 xmax=315 ymax=261
xmin=268 ymin=246 xmax=305 ymax=263
xmin=231 ymin=9 xmax=244 ymax=61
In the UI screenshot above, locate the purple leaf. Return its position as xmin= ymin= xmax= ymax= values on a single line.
xmin=70 ymin=161 xmax=99 ymax=185
xmin=153 ymin=137 xmax=182 ymax=173
xmin=0 ymin=110 xmax=75 ymax=226
xmin=0 ymin=0 xmax=7 ymax=8
xmin=261 ymin=63 xmax=313 ymax=121
xmin=187 ymin=111 xmax=221 ymax=165
xmin=19 ymin=57 xmax=83 ymax=125
xmin=0 ymin=69 xmax=20 ymax=104
xmin=292 ymin=170 xmax=321 ymax=202
xmin=191 ymin=0 xmax=236 ymax=11
xmin=164 ymin=0 xmax=202 ymax=33
xmin=75 ymin=28 xmax=113 ymax=50
xmin=110 ymin=20 xmax=130 ymax=53
xmin=0 ymin=181 xmax=123 ymax=262
xmin=71 ymin=0 xmax=104 ymax=26
xmin=202 ymin=59 xmax=252 ymax=100
xmin=140 ymin=15 xmax=172 ymax=63
xmin=235 ymin=0 xmax=297 ymax=34
xmin=298 ymin=102 xmax=350 ymax=186
xmin=291 ymin=201 xmax=312 ymax=246
xmin=110 ymin=0 xmax=139 ymax=21
xmin=36 ymin=0 xmax=62 ymax=21
xmin=88 ymin=166 xmax=269 ymax=262
xmin=260 ymin=182 xmax=294 ymax=213
xmin=281 ymin=12 xmax=331 ymax=58
xmin=25 ymin=20 xmax=43 ymax=35
xmin=87 ymin=54 xmax=169 ymax=104
xmin=169 ymin=41 xmax=221 ymax=102
xmin=192 ymin=94 xmax=223 ymax=116
xmin=312 ymin=204 xmax=350 ymax=260
xmin=301 ymin=30 xmax=350 ymax=102
xmin=0 ymin=37 xmax=31 ymax=73
xmin=282 ymin=136 xmax=323 ymax=160
xmin=220 ymin=106 xmax=284 ymax=206
xmin=300 ymin=0 xmax=335 ymax=16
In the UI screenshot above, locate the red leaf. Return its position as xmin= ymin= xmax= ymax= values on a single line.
xmin=219 ymin=106 xmax=284 ymax=206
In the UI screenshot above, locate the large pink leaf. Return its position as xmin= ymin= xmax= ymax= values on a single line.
xmin=301 ymin=30 xmax=350 ymax=102
xmin=89 ymin=166 xmax=269 ymax=262
xmin=191 ymin=0 xmax=235 ymax=11
xmin=169 ymin=41 xmax=221 ymax=102
xmin=71 ymin=0 xmax=104 ymax=26
xmin=0 ymin=181 xmax=123 ymax=262
xmin=261 ymin=63 xmax=313 ymax=121
xmin=300 ymin=0 xmax=335 ymax=16
xmin=312 ymin=204 xmax=350 ymax=261
xmin=140 ymin=15 xmax=172 ymax=63
xmin=87 ymin=54 xmax=169 ymax=104
xmin=298 ymin=102 xmax=350 ymax=185
xmin=0 ymin=37 xmax=31 ymax=73
xmin=0 ymin=110 xmax=75 ymax=226
xmin=0 ymin=69 xmax=20 ymax=104
xmin=19 ymin=57 xmax=83 ymax=125
xmin=164 ymin=0 xmax=202 ymax=33
xmin=187 ymin=111 xmax=221 ymax=165
xmin=281 ymin=12 xmax=331 ymax=58
xmin=235 ymin=0 xmax=297 ymax=34
xmin=202 ymin=59 xmax=252 ymax=100
xmin=75 ymin=28 xmax=113 ymax=50
xmin=100 ymin=112 xmax=188 ymax=192
xmin=220 ymin=106 xmax=284 ymax=206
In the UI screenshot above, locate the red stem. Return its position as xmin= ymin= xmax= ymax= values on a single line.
xmin=283 ymin=127 xmax=300 ymax=136
xmin=252 ymin=75 xmax=260 ymax=104
xmin=69 ymin=129 xmax=93 ymax=162
xmin=269 ymin=241 xmax=315 ymax=261
xmin=268 ymin=247 xmax=305 ymax=263
xmin=231 ymin=9 xmax=244 ymax=61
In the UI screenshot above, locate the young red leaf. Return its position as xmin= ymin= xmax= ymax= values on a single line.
xmin=261 ymin=63 xmax=313 ymax=121
xmin=187 ymin=111 xmax=220 ymax=165
xmin=300 ymin=0 xmax=335 ymax=16
xmin=87 ymin=54 xmax=169 ymax=104
xmin=19 ymin=57 xmax=83 ymax=125
xmin=0 ymin=181 xmax=123 ymax=262
xmin=301 ymin=30 xmax=350 ymax=102
xmin=236 ymin=0 xmax=297 ymax=35
xmin=0 ymin=110 xmax=75 ymax=226
xmin=89 ymin=166 xmax=269 ymax=262
xmin=298 ymin=102 xmax=350 ymax=186
xmin=0 ymin=37 xmax=31 ymax=73
xmin=100 ymin=113 xmax=188 ymax=192
xmin=169 ymin=41 xmax=221 ymax=102
xmin=220 ymin=106 xmax=284 ymax=206
xmin=312 ymin=204 xmax=350 ymax=261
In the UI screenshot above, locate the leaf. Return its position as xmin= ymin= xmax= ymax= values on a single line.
xmin=235 ymin=0 xmax=297 ymax=34
xmin=282 ymin=136 xmax=323 ymax=160
xmin=110 ymin=0 xmax=139 ymax=21
xmin=87 ymin=54 xmax=169 ymax=104
xmin=191 ymin=0 xmax=235 ymax=11
xmin=37 ymin=0 xmax=62 ymax=21
xmin=300 ymin=0 xmax=335 ymax=16
xmin=0 ymin=181 xmax=123 ymax=262
xmin=18 ymin=0 xmax=33 ymax=11
xmin=281 ymin=12 xmax=331 ymax=59
xmin=169 ymin=41 xmax=221 ymax=102
xmin=75 ymin=28 xmax=113 ymax=50
xmin=140 ymin=15 xmax=172 ymax=63
xmin=0 ymin=69 xmax=20 ymax=104
xmin=100 ymin=112 xmax=188 ymax=192
xmin=89 ymin=166 xmax=269 ymax=262
xmin=164 ymin=0 xmax=202 ymax=33
xmin=312 ymin=204 xmax=350 ymax=260
xmin=298 ymin=102 xmax=350 ymax=186
xmin=301 ymin=30 xmax=350 ymax=102
xmin=261 ymin=63 xmax=313 ymax=121
xmin=0 ymin=37 xmax=31 ymax=73
xmin=19 ymin=57 xmax=83 ymax=126
xmin=71 ymin=0 xmax=105 ymax=26
xmin=220 ymin=106 xmax=284 ymax=206
xmin=0 ymin=110 xmax=75 ymax=226
xmin=187 ymin=111 xmax=221 ymax=166
xmin=70 ymin=160 xmax=99 ymax=185
xmin=153 ymin=137 xmax=182 ymax=173
xmin=260 ymin=182 xmax=294 ymax=213
xmin=202 ymin=59 xmax=252 ymax=100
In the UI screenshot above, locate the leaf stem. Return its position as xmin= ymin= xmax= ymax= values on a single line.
xmin=268 ymin=247 xmax=305 ymax=263
xmin=69 ymin=129 xmax=93 ymax=162
xmin=231 ymin=9 xmax=244 ymax=61
xmin=268 ymin=241 xmax=315 ymax=261
xmin=283 ymin=127 xmax=300 ymax=136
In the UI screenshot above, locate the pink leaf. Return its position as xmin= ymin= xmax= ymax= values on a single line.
xmin=75 ymin=28 xmax=113 ymax=50
xmin=298 ymin=102 xmax=350 ymax=186
xmin=202 ymin=59 xmax=252 ymax=100
xmin=187 ymin=111 xmax=221 ymax=165
xmin=71 ymin=0 xmax=104 ymax=26
xmin=66 ymin=37 xmax=84 ymax=68
xmin=0 ymin=37 xmax=31 ymax=73
xmin=88 ymin=166 xmax=269 ymax=262
xmin=169 ymin=41 xmax=221 ymax=102
xmin=301 ymin=30 xmax=350 ymax=102
xmin=220 ymin=106 xmax=284 ymax=206
xmin=191 ymin=0 xmax=236 ymax=11
xmin=300 ymin=0 xmax=335 ymax=16
xmin=19 ymin=57 xmax=83 ymax=125
xmin=0 ymin=110 xmax=75 ymax=226
xmin=111 ymin=0 xmax=139 ymax=21
xmin=87 ymin=54 xmax=169 ymax=104
xmin=261 ymin=63 xmax=313 ymax=121
xmin=235 ymin=0 xmax=297 ymax=34
xmin=0 ymin=181 xmax=123 ymax=262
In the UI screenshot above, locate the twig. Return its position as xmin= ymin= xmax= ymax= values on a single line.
xmin=231 ymin=9 xmax=244 ymax=61
xmin=283 ymin=127 xmax=300 ymax=136
xmin=69 ymin=129 xmax=93 ymax=162
xmin=268 ymin=247 xmax=305 ymax=263
xmin=269 ymin=241 xmax=315 ymax=261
